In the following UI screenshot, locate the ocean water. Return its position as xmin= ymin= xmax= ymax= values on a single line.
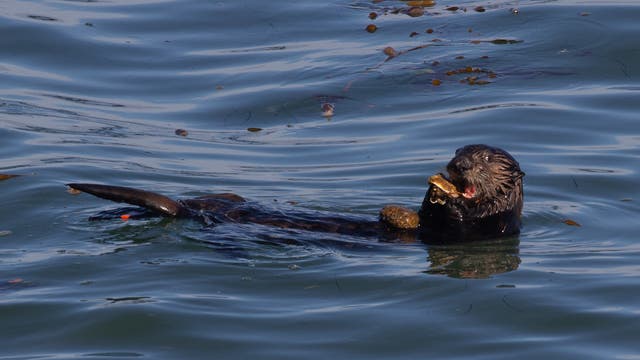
xmin=1 ymin=0 xmax=640 ymax=359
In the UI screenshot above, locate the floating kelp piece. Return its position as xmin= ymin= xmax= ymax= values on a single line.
xmin=383 ymin=46 xmax=397 ymax=57
xmin=563 ymin=219 xmax=581 ymax=227
xmin=441 ymin=66 xmax=497 ymax=86
xmin=0 ymin=174 xmax=20 ymax=181
xmin=405 ymin=0 xmax=435 ymax=6
xmin=490 ymin=39 xmax=523 ymax=45
xmin=406 ymin=7 xmax=425 ymax=17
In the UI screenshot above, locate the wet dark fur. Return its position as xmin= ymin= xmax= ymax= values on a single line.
xmin=68 ymin=184 xmax=386 ymax=237
xmin=68 ymin=144 xmax=524 ymax=242
xmin=419 ymin=144 xmax=524 ymax=240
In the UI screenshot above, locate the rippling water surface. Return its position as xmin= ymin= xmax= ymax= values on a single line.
xmin=2 ymin=0 xmax=640 ymax=359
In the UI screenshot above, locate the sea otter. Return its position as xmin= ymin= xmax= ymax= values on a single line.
xmin=417 ymin=144 xmax=524 ymax=241
xmin=67 ymin=144 xmax=524 ymax=242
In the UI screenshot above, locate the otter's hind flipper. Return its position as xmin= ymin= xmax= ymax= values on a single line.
xmin=67 ymin=183 xmax=186 ymax=217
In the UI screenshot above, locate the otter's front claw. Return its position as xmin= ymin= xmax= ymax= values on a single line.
xmin=429 ymin=196 xmax=446 ymax=205
xmin=428 ymin=186 xmax=450 ymax=205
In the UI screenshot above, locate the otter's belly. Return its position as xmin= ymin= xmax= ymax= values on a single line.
xmin=418 ymin=186 xmax=521 ymax=242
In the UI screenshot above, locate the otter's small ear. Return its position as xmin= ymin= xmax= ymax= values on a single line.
xmin=516 ymin=170 xmax=525 ymax=180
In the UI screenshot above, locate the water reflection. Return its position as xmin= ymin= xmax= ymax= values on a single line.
xmin=81 ymin=204 xmax=521 ymax=280
xmin=96 ymin=214 xmax=521 ymax=280
xmin=424 ymin=237 xmax=521 ymax=279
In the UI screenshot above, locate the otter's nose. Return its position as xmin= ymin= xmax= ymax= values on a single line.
xmin=452 ymin=157 xmax=473 ymax=172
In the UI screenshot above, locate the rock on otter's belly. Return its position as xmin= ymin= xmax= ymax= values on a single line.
xmin=379 ymin=205 xmax=420 ymax=230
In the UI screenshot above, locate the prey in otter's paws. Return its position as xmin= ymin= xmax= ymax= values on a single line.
xmin=66 ymin=144 xmax=523 ymax=242
xmin=417 ymin=144 xmax=525 ymax=241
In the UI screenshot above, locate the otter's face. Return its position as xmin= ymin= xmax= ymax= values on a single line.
xmin=446 ymin=144 xmax=524 ymax=213
xmin=419 ymin=144 xmax=524 ymax=240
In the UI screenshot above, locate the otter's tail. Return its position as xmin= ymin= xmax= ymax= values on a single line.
xmin=67 ymin=183 xmax=186 ymax=217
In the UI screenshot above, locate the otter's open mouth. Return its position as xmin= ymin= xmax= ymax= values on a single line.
xmin=428 ymin=173 xmax=476 ymax=200
xmin=462 ymin=184 xmax=476 ymax=199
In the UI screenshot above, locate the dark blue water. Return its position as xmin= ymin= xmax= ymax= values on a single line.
xmin=2 ymin=0 xmax=640 ymax=359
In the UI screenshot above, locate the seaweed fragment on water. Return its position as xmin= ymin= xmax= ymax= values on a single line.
xmin=106 ymin=296 xmax=152 ymax=304
xmin=28 ymin=14 xmax=58 ymax=22
xmin=404 ymin=0 xmax=435 ymax=6
xmin=377 ymin=42 xmax=434 ymax=65
xmin=459 ymin=76 xmax=490 ymax=85
xmin=440 ymin=66 xmax=497 ymax=86
xmin=406 ymin=6 xmax=425 ymax=17
xmin=0 ymin=174 xmax=20 ymax=181
xmin=489 ymin=39 xmax=523 ymax=45
xmin=470 ymin=39 xmax=523 ymax=45
xmin=563 ymin=219 xmax=581 ymax=227
xmin=383 ymin=46 xmax=397 ymax=58
xmin=366 ymin=24 xmax=378 ymax=33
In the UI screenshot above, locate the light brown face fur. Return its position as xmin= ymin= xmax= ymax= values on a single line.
xmin=446 ymin=144 xmax=524 ymax=217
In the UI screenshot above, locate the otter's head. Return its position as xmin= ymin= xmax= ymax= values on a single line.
xmin=446 ymin=144 xmax=524 ymax=216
